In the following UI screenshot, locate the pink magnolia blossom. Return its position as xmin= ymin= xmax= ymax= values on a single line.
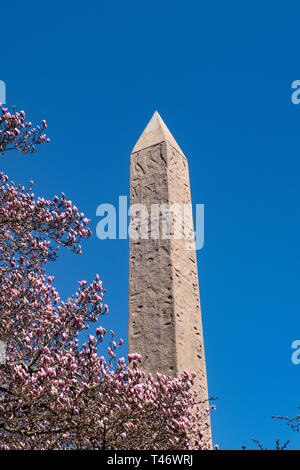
xmin=0 ymin=105 xmax=50 ymax=154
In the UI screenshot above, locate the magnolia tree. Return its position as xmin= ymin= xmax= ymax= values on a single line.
xmin=0 ymin=104 xmax=213 ymax=450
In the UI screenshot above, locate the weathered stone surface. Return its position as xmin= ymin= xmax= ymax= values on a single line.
xmin=128 ymin=111 xmax=211 ymax=444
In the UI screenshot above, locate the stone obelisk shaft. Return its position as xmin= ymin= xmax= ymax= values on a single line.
xmin=128 ymin=112 xmax=211 ymax=444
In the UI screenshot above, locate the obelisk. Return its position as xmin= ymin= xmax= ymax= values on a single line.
xmin=128 ymin=111 xmax=211 ymax=444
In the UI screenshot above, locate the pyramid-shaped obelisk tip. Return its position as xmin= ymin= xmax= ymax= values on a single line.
xmin=131 ymin=111 xmax=185 ymax=156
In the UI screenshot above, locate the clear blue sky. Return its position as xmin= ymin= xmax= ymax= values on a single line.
xmin=1 ymin=0 xmax=300 ymax=450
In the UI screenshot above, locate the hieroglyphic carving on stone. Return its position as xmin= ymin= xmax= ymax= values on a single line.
xmin=128 ymin=112 xmax=211 ymax=444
